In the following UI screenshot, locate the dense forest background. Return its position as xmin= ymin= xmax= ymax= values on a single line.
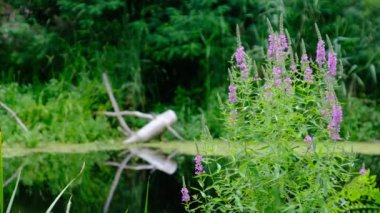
xmin=1 ymin=0 xmax=380 ymax=212
xmin=1 ymin=0 xmax=379 ymax=141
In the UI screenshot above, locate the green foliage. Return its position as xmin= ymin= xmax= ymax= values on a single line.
xmin=1 ymin=0 xmax=379 ymax=141
xmin=0 ymin=77 xmax=118 ymax=146
xmin=328 ymin=171 xmax=380 ymax=212
xmin=342 ymin=98 xmax=380 ymax=141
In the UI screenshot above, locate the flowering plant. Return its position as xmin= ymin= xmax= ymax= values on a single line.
xmin=181 ymin=19 xmax=380 ymax=212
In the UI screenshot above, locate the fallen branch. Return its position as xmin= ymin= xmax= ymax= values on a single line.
xmin=101 ymin=111 xmax=154 ymax=120
xmin=0 ymin=101 xmax=29 ymax=132
xmin=102 ymin=73 xmax=133 ymax=136
xmin=100 ymin=110 xmax=184 ymax=141
xmin=103 ymin=153 xmax=134 ymax=213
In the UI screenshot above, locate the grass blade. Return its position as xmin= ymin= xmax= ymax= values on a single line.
xmin=46 ymin=162 xmax=85 ymax=213
xmin=144 ymin=175 xmax=151 ymax=213
xmin=0 ymin=129 xmax=3 ymax=213
xmin=65 ymin=196 xmax=72 ymax=213
xmin=5 ymin=169 xmax=21 ymax=213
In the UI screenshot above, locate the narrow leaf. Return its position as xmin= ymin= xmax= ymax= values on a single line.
xmin=46 ymin=162 xmax=85 ymax=213
xmin=5 ymin=169 xmax=21 ymax=213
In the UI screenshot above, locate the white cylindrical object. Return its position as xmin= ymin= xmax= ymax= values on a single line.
xmin=130 ymin=148 xmax=177 ymax=174
xmin=123 ymin=110 xmax=177 ymax=144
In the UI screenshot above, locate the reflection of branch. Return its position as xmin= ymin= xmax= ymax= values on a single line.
xmin=100 ymin=110 xmax=184 ymax=141
xmin=102 ymin=73 xmax=133 ymax=136
xmin=130 ymin=148 xmax=177 ymax=174
xmin=0 ymin=101 xmax=29 ymax=132
xmin=106 ymin=162 xmax=155 ymax=170
xmin=103 ymin=153 xmax=134 ymax=213
xmin=3 ymin=164 xmax=24 ymax=187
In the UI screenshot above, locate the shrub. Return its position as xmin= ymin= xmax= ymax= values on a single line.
xmin=181 ymin=20 xmax=380 ymax=212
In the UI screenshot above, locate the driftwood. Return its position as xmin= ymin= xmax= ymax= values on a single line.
xmin=123 ymin=110 xmax=177 ymax=144
xmin=101 ymin=73 xmax=182 ymax=211
xmin=101 ymin=110 xmax=184 ymax=141
xmin=101 ymin=73 xmax=184 ymax=143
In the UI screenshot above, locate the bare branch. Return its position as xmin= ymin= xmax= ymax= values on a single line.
xmin=167 ymin=127 xmax=184 ymax=141
xmin=0 ymin=101 xmax=29 ymax=132
xmin=102 ymin=73 xmax=133 ymax=136
xmin=100 ymin=111 xmax=154 ymax=120
xmin=103 ymin=153 xmax=134 ymax=213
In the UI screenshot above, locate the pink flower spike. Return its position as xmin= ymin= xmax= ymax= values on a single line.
xmin=194 ymin=154 xmax=205 ymax=175
xmin=316 ymin=40 xmax=326 ymax=66
xmin=181 ymin=187 xmax=190 ymax=202
xmin=228 ymin=85 xmax=238 ymax=103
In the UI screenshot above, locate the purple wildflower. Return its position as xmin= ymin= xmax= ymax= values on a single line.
xmin=332 ymin=105 xmax=342 ymax=126
xmin=268 ymin=34 xmax=276 ymax=59
xmin=304 ymin=67 xmax=314 ymax=83
xmin=273 ymin=66 xmax=283 ymax=79
xmin=304 ymin=135 xmax=314 ymax=151
xmin=304 ymin=135 xmax=313 ymax=143
xmin=194 ymin=154 xmax=205 ymax=175
xmin=181 ymin=187 xmax=190 ymax=202
xmin=301 ymin=53 xmax=309 ymax=64
xmin=275 ymin=79 xmax=282 ymax=87
xmin=328 ymin=104 xmax=342 ymax=140
xmin=316 ymin=40 xmax=326 ymax=66
xmin=359 ymin=168 xmax=368 ymax=175
xmin=268 ymin=33 xmax=287 ymax=63
xmin=325 ymin=90 xmax=336 ymax=102
xmin=235 ymin=47 xmax=245 ymax=64
xmin=235 ymin=47 xmax=248 ymax=79
xmin=328 ymin=51 xmax=337 ymax=77
xmin=228 ymin=85 xmax=237 ymax=103
xmin=279 ymin=34 xmax=287 ymax=51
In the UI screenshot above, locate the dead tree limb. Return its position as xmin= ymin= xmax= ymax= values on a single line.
xmin=103 ymin=153 xmax=134 ymax=213
xmin=100 ymin=110 xmax=184 ymax=141
xmin=123 ymin=110 xmax=178 ymax=144
xmin=0 ymin=101 xmax=29 ymax=132
xmin=102 ymin=73 xmax=133 ymax=136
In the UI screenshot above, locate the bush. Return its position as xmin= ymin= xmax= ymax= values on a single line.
xmin=181 ymin=21 xmax=380 ymax=212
